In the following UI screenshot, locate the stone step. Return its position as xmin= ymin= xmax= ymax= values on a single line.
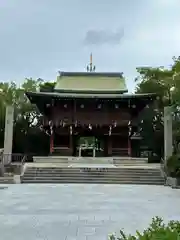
xmin=22 ymin=177 xmax=163 ymax=182
xmin=21 ymin=164 xmax=164 ymax=185
xmin=21 ymin=178 xmax=164 ymax=185
xmin=25 ymin=167 xmax=160 ymax=172
xmin=23 ymin=174 xmax=162 ymax=179
xmin=23 ymin=175 xmax=162 ymax=181
xmin=24 ymin=172 xmax=162 ymax=177
xmin=0 ymin=177 xmax=14 ymax=183
xmin=23 ymin=174 xmax=161 ymax=179
xmin=21 ymin=179 xmax=164 ymax=185
xmin=25 ymin=166 xmax=160 ymax=169
xmin=24 ymin=168 xmax=161 ymax=172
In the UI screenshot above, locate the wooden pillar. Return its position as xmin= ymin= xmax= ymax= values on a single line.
xmin=49 ymin=120 xmax=54 ymax=154
xmin=69 ymin=135 xmax=73 ymax=155
xmin=50 ymin=133 xmax=54 ymax=154
xmin=128 ymin=99 xmax=132 ymax=157
xmin=107 ymin=136 xmax=112 ymax=156
xmin=69 ymin=125 xmax=73 ymax=155
xmin=128 ymin=137 xmax=131 ymax=157
xmin=128 ymin=121 xmax=132 ymax=157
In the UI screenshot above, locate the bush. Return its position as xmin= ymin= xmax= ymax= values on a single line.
xmin=166 ymin=154 xmax=180 ymax=177
xmin=109 ymin=217 xmax=180 ymax=240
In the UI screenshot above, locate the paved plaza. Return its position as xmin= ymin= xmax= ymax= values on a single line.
xmin=0 ymin=184 xmax=180 ymax=240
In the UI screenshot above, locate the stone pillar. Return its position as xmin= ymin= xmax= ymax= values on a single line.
xmin=164 ymin=106 xmax=173 ymax=163
xmin=3 ymin=106 xmax=14 ymax=165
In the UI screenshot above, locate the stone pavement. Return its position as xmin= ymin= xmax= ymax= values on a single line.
xmin=0 ymin=184 xmax=180 ymax=240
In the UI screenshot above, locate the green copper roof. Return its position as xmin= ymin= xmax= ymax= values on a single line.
xmin=26 ymin=91 xmax=156 ymax=100
xmin=54 ymin=72 xmax=127 ymax=93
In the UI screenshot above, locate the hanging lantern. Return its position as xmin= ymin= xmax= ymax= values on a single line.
xmin=70 ymin=125 xmax=72 ymax=135
xmin=75 ymin=120 xmax=77 ymax=127
xmin=128 ymin=120 xmax=132 ymax=137
xmin=48 ymin=120 xmax=53 ymax=135
xmin=50 ymin=123 xmax=53 ymax=135
xmin=139 ymin=127 xmax=143 ymax=132
xmin=153 ymin=116 xmax=157 ymax=123
xmin=88 ymin=124 xmax=92 ymax=130
xmin=109 ymin=126 xmax=112 ymax=136
xmin=97 ymin=104 xmax=102 ymax=109
xmin=49 ymin=120 xmax=53 ymax=127
xmin=50 ymin=127 xmax=53 ymax=135
xmin=45 ymin=130 xmax=50 ymax=136
xmin=128 ymin=127 xmax=132 ymax=136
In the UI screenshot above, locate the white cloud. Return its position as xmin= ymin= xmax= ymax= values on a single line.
xmin=84 ymin=28 xmax=124 ymax=46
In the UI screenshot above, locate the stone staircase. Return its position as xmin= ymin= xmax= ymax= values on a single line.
xmin=21 ymin=166 xmax=164 ymax=185
xmin=0 ymin=173 xmax=14 ymax=184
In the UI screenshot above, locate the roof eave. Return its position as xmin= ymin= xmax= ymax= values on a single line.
xmin=26 ymin=91 xmax=157 ymax=100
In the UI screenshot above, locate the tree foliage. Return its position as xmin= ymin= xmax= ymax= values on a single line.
xmin=135 ymin=56 xmax=180 ymax=156
xmin=135 ymin=57 xmax=180 ymax=105
xmin=109 ymin=216 xmax=180 ymax=240
xmin=0 ymin=78 xmax=51 ymax=157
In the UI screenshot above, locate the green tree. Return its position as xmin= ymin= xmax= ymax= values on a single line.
xmin=0 ymin=78 xmax=51 ymax=155
xmin=134 ymin=56 xmax=180 ymax=155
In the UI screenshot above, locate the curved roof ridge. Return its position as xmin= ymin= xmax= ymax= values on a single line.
xmin=58 ymin=71 xmax=123 ymax=77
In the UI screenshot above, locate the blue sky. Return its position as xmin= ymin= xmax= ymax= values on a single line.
xmin=0 ymin=0 xmax=179 ymax=92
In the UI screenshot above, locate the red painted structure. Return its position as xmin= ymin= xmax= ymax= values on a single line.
xmin=26 ymin=71 xmax=156 ymax=157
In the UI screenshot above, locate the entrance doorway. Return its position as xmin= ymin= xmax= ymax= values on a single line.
xmin=72 ymin=133 xmax=105 ymax=157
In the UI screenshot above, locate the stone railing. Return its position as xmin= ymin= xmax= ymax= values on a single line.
xmin=0 ymin=153 xmax=26 ymax=177
xmin=160 ymin=157 xmax=167 ymax=183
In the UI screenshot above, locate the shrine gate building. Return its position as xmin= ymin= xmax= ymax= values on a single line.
xmin=26 ymin=70 xmax=156 ymax=158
